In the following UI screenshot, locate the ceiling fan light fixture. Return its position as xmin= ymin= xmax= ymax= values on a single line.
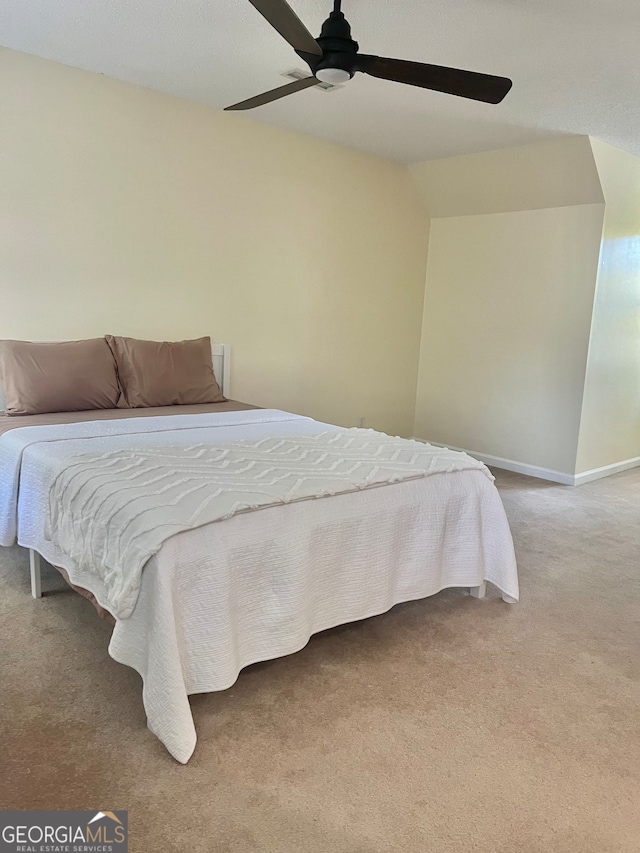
xmin=315 ymin=67 xmax=351 ymax=84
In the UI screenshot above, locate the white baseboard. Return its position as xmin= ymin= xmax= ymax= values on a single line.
xmin=413 ymin=439 xmax=575 ymax=485
xmin=574 ymin=455 xmax=640 ymax=485
xmin=415 ymin=439 xmax=640 ymax=487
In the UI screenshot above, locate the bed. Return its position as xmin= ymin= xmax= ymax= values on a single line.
xmin=0 ymin=339 xmax=519 ymax=763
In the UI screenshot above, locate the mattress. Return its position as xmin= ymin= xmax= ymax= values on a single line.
xmin=2 ymin=408 xmax=519 ymax=763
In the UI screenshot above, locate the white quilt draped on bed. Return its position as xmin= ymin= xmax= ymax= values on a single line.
xmin=47 ymin=430 xmax=491 ymax=619
xmin=1 ymin=409 xmax=519 ymax=763
xmin=0 ymin=409 xmax=304 ymax=546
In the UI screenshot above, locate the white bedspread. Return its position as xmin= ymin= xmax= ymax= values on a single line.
xmin=1 ymin=409 xmax=519 ymax=763
xmin=0 ymin=409 xmax=305 ymax=546
xmin=47 ymin=430 xmax=490 ymax=620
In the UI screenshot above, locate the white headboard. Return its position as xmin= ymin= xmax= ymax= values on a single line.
xmin=0 ymin=340 xmax=231 ymax=410
xmin=211 ymin=342 xmax=231 ymax=398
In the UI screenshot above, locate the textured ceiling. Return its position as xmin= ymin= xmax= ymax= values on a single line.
xmin=1 ymin=0 xmax=639 ymax=163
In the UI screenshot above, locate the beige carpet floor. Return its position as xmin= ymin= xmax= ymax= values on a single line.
xmin=1 ymin=468 xmax=639 ymax=852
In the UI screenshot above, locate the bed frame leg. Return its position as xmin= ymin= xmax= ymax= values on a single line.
xmin=29 ymin=549 xmax=42 ymax=599
xmin=501 ymin=593 xmax=517 ymax=604
xmin=469 ymin=581 xmax=486 ymax=599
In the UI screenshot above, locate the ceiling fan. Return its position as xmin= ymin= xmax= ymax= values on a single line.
xmin=225 ymin=0 xmax=512 ymax=111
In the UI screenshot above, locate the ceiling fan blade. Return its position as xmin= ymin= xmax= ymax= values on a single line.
xmin=247 ymin=0 xmax=322 ymax=56
xmin=355 ymin=55 xmax=512 ymax=104
xmin=225 ymin=77 xmax=320 ymax=111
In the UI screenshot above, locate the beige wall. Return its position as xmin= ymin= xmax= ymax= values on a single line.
xmin=410 ymin=137 xmax=608 ymax=478
xmin=0 ymin=48 xmax=429 ymax=437
xmin=4 ymin=48 xmax=637 ymax=478
xmin=575 ymin=140 xmax=640 ymax=472
xmin=409 ymin=136 xmax=603 ymax=219
xmin=413 ymin=205 xmax=604 ymax=474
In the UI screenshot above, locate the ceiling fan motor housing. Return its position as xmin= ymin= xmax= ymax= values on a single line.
xmin=296 ymin=10 xmax=359 ymax=79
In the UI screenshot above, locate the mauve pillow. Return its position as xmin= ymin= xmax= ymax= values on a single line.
xmin=0 ymin=339 xmax=121 ymax=415
xmin=105 ymin=335 xmax=224 ymax=408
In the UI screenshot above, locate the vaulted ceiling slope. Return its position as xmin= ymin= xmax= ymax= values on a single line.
xmin=1 ymin=0 xmax=639 ymax=163
xmin=409 ymin=137 xmax=605 ymax=218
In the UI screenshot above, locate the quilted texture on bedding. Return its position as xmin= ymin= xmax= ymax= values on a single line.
xmin=47 ymin=430 xmax=491 ymax=619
